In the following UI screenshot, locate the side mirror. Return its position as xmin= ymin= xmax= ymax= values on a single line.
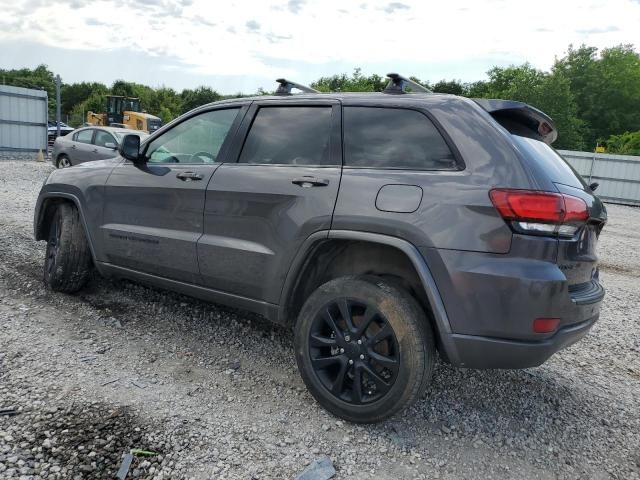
xmin=120 ymin=134 xmax=143 ymax=164
xmin=104 ymin=142 xmax=117 ymax=150
xmin=589 ymin=182 xmax=599 ymax=192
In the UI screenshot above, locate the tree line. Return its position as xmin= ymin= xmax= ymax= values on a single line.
xmin=2 ymin=44 xmax=640 ymax=154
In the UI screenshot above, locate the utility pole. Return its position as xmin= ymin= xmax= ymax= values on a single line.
xmin=55 ymin=74 xmax=61 ymax=138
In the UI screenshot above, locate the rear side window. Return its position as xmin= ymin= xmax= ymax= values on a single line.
xmin=75 ymin=129 xmax=93 ymax=144
xmin=344 ymin=107 xmax=457 ymax=170
xmin=238 ymin=106 xmax=334 ymax=165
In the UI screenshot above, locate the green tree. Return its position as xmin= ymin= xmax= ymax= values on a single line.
xmin=311 ymin=68 xmax=387 ymax=92
xmin=606 ymin=131 xmax=640 ymax=155
xmin=432 ymin=79 xmax=466 ymax=95
xmin=480 ymin=64 xmax=585 ymax=149
xmin=147 ymin=87 xmax=182 ymax=123
xmin=553 ymin=44 xmax=640 ymax=148
xmin=60 ymin=81 xmax=108 ymax=118
xmin=466 ymin=80 xmax=490 ymax=98
xmin=180 ymin=86 xmax=222 ymax=114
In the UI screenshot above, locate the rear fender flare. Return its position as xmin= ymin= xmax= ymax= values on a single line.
xmin=278 ymin=229 xmax=460 ymax=365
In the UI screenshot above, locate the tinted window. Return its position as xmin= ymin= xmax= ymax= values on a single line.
xmin=511 ymin=135 xmax=588 ymax=190
xmin=75 ymin=129 xmax=93 ymax=144
xmin=94 ymin=130 xmax=116 ymax=147
xmin=238 ymin=107 xmax=333 ymax=165
xmin=344 ymin=107 xmax=456 ymax=169
xmin=145 ymin=108 xmax=239 ymax=164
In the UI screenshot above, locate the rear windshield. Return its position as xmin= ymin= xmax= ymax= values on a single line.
xmin=494 ymin=116 xmax=588 ymax=190
xmin=511 ymin=135 xmax=588 ymax=190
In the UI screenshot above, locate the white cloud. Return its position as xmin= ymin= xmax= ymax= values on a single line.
xmin=1 ymin=0 xmax=639 ymax=88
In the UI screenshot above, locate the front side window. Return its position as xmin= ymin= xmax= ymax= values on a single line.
xmin=238 ymin=106 xmax=333 ymax=165
xmin=94 ymin=130 xmax=115 ymax=147
xmin=344 ymin=107 xmax=457 ymax=170
xmin=145 ymin=108 xmax=239 ymax=164
xmin=75 ymin=129 xmax=93 ymax=144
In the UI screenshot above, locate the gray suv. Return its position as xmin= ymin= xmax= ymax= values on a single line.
xmin=34 ymin=75 xmax=606 ymax=423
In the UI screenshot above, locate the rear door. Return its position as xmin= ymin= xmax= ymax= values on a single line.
xmin=198 ymin=100 xmax=342 ymax=302
xmin=92 ymin=130 xmax=119 ymax=159
xmin=101 ymin=105 xmax=246 ymax=284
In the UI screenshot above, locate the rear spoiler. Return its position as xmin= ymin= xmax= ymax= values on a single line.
xmin=473 ymin=99 xmax=558 ymax=145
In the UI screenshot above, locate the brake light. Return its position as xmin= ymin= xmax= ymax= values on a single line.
xmin=533 ymin=317 xmax=560 ymax=333
xmin=489 ymin=189 xmax=588 ymax=237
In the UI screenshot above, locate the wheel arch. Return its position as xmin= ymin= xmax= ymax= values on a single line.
xmin=56 ymin=152 xmax=70 ymax=166
xmin=34 ymin=193 xmax=98 ymax=266
xmin=278 ymin=230 xmax=460 ymax=364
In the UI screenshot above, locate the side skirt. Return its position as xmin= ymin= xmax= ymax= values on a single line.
xmin=97 ymin=262 xmax=282 ymax=324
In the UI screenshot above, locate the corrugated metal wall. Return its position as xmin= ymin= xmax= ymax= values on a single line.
xmin=0 ymin=85 xmax=48 ymax=156
xmin=559 ymin=150 xmax=640 ymax=206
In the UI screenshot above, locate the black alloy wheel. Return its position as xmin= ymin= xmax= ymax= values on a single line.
xmin=295 ymin=276 xmax=435 ymax=423
xmin=308 ymin=298 xmax=399 ymax=404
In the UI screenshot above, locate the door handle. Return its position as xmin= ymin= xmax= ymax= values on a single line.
xmin=292 ymin=176 xmax=330 ymax=188
xmin=71 ymin=145 xmax=76 ymax=149
xmin=176 ymin=171 xmax=204 ymax=181
xmin=92 ymin=149 xmax=98 ymax=153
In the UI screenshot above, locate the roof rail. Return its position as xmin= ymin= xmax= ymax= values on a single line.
xmin=383 ymin=73 xmax=432 ymax=94
xmin=275 ymin=78 xmax=320 ymax=95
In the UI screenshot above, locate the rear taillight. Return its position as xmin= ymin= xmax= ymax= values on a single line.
xmin=489 ymin=189 xmax=588 ymax=237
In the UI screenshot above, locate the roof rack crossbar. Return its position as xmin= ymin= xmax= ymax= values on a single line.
xmin=384 ymin=73 xmax=432 ymax=94
xmin=275 ymin=78 xmax=320 ymax=95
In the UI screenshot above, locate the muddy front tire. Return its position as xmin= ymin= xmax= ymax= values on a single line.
xmin=44 ymin=203 xmax=92 ymax=293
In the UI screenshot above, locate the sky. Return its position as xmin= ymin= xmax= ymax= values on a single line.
xmin=1 ymin=0 xmax=640 ymax=94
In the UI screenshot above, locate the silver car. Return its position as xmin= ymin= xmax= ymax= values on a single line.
xmin=51 ymin=126 xmax=148 ymax=168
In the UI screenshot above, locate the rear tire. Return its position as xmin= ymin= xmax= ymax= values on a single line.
xmin=44 ymin=203 xmax=92 ymax=293
xmin=56 ymin=155 xmax=71 ymax=168
xmin=294 ymin=275 xmax=435 ymax=423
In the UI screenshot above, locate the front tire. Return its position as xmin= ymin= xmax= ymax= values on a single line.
xmin=44 ymin=203 xmax=92 ymax=293
xmin=294 ymin=276 xmax=435 ymax=423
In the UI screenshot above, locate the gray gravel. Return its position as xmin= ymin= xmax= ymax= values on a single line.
xmin=0 ymin=160 xmax=639 ymax=479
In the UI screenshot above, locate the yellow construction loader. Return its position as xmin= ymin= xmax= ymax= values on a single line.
xmin=86 ymin=96 xmax=162 ymax=133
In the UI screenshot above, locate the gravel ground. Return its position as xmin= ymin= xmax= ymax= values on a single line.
xmin=0 ymin=160 xmax=638 ymax=479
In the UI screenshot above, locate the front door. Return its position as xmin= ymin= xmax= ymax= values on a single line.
xmin=92 ymin=129 xmax=119 ymax=160
xmin=198 ymin=100 xmax=342 ymax=303
xmin=100 ymin=106 xmax=246 ymax=284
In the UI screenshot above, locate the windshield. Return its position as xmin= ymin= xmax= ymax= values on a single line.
xmin=511 ymin=135 xmax=589 ymax=190
xmin=123 ymin=98 xmax=140 ymax=112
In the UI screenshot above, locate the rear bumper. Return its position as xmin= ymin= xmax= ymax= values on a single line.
xmin=446 ymin=314 xmax=598 ymax=369
xmin=418 ymin=241 xmax=604 ymax=368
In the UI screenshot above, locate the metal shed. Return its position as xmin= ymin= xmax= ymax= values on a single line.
xmin=560 ymin=150 xmax=640 ymax=206
xmin=0 ymin=85 xmax=48 ymax=160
